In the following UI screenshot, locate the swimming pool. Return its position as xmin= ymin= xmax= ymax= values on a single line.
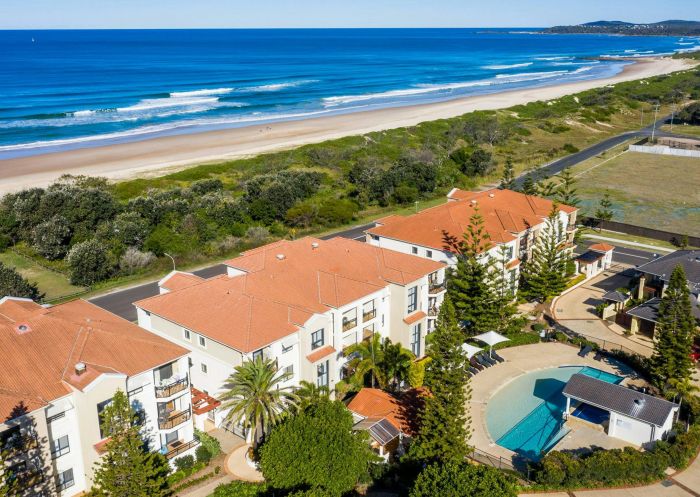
xmin=486 ymin=366 xmax=624 ymax=461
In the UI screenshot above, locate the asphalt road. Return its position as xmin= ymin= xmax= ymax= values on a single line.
xmin=515 ymin=115 xmax=683 ymax=187
xmin=90 ymin=225 xmax=374 ymax=321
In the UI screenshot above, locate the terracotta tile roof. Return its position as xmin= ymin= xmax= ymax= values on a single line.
xmin=0 ymin=298 xmax=188 ymax=421
xmin=348 ymin=388 xmax=424 ymax=436
xmin=159 ymin=271 xmax=204 ymax=292
xmin=589 ymin=243 xmax=615 ymax=253
xmin=306 ymin=345 xmax=336 ymax=363
xmin=137 ymin=237 xmax=444 ymax=352
xmin=367 ymin=188 xmax=577 ymax=252
xmin=403 ymin=311 xmax=426 ymax=325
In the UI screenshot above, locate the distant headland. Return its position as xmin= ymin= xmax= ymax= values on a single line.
xmin=545 ymin=20 xmax=700 ymax=36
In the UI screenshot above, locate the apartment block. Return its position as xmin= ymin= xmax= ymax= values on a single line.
xmin=134 ymin=237 xmax=446 ymax=436
xmin=365 ymin=188 xmax=578 ymax=293
xmin=0 ymin=297 xmax=196 ymax=497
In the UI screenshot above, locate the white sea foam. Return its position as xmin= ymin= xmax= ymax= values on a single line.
xmin=551 ymin=61 xmax=600 ymax=66
xmin=244 ymin=80 xmax=318 ymax=92
xmin=169 ymin=88 xmax=235 ymax=97
xmin=535 ymin=56 xmax=573 ymax=61
xmin=676 ymin=42 xmax=694 ymax=45
xmin=482 ymin=62 xmax=533 ymax=70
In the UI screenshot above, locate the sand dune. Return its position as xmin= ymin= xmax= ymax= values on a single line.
xmin=0 ymin=57 xmax=694 ymax=194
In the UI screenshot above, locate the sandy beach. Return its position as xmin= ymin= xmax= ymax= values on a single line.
xmin=0 ymin=57 xmax=693 ymax=194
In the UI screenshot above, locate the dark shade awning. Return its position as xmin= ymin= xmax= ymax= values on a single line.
xmin=353 ymin=417 xmax=400 ymax=446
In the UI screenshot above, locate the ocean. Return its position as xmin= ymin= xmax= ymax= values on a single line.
xmin=0 ymin=29 xmax=696 ymax=158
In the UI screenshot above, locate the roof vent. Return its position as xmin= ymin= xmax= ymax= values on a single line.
xmin=634 ymin=398 xmax=645 ymax=406
xmin=14 ymin=323 xmax=31 ymax=335
xmin=311 ymin=242 xmax=319 ymax=249
xmin=470 ymin=200 xmax=477 ymax=205
xmin=276 ymin=254 xmax=286 ymax=260
xmin=488 ymin=193 xmax=495 ymax=198
xmin=75 ymin=362 xmax=87 ymax=376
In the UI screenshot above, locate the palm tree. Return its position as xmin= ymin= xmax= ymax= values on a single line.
xmin=345 ymin=333 xmax=386 ymax=389
xmin=220 ymin=357 xmax=298 ymax=447
xmin=294 ymin=380 xmax=330 ymax=411
xmin=381 ymin=339 xmax=415 ymax=392
xmin=667 ymin=377 xmax=699 ymax=411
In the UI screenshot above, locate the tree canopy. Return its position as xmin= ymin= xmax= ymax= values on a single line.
xmin=0 ymin=262 xmax=43 ymax=301
xmin=410 ymin=462 xmax=518 ymax=497
xmin=258 ymin=400 xmax=376 ymax=497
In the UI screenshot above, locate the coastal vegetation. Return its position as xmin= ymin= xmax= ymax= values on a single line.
xmin=544 ymin=20 xmax=700 ymax=36
xmin=0 ymin=66 xmax=699 ymax=295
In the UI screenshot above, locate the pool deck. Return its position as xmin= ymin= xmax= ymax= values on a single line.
xmin=468 ymin=342 xmax=638 ymax=464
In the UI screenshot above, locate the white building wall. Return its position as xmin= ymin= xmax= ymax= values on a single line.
xmin=608 ymin=411 xmax=654 ymax=446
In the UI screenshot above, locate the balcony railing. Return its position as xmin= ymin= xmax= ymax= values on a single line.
xmin=342 ymin=319 xmax=357 ymax=332
xmin=362 ymin=309 xmax=376 ymax=322
xmin=164 ymin=438 xmax=200 ymax=460
xmin=428 ymin=307 xmax=438 ymax=317
xmin=428 ymin=282 xmax=446 ymax=294
xmin=158 ymin=409 xmax=191 ymax=430
xmin=362 ymin=327 xmax=375 ymax=340
xmin=155 ymin=375 xmax=189 ymax=398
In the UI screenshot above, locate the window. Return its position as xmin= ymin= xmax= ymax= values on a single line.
xmin=164 ymin=430 xmax=179 ymax=447
xmin=503 ymin=245 xmax=514 ymax=261
xmin=183 ymin=329 xmax=191 ymax=340
xmin=96 ymin=398 xmax=112 ymax=439
xmin=410 ymin=323 xmax=422 ymax=356
xmin=56 ymin=468 xmax=75 ymax=492
xmin=201 ymin=363 xmax=208 ymax=374
xmin=407 ymin=286 xmax=418 ymax=313
xmin=362 ymin=300 xmax=376 ymax=321
xmin=188 ymin=357 xmax=193 ymax=368
xmin=371 ymin=234 xmax=379 ymax=241
xmin=426 ymin=249 xmax=433 ymax=258
xmin=411 ymin=246 xmax=418 ymax=255
xmin=252 ymin=349 xmax=264 ymax=361
xmin=342 ymin=308 xmax=357 ymax=331
xmin=198 ymin=336 xmax=207 ymax=347
xmin=317 ymin=360 xmax=329 ymax=387
xmin=311 ymin=329 xmax=324 ymax=350
xmin=283 ymin=365 xmax=294 ymax=376
xmin=51 ymin=435 xmax=70 ymax=459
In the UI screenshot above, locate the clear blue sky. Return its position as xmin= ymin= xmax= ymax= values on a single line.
xmin=1 ymin=0 xmax=698 ymax=29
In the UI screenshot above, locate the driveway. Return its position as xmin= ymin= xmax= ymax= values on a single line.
xmin=552 ymin=268 xmax=654 ymax=357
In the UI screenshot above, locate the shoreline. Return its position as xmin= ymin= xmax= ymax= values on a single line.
xmin=0 ymin=57 xmax=694 ymax=194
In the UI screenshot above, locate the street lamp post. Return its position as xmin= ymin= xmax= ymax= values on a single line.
xmin=164 ymin=252 xmax=176 ymax=271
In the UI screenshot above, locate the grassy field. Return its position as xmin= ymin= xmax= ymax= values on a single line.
xmin=661 ymin=123 xmax=700 ymax=138
xmin=0 ymin=251 xmax=85 ymax=301
xmin=568 ymin=150 xmax=700 ymax=237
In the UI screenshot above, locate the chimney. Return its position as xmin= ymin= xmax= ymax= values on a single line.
xmin=276 ymin=254 xmax=286 ymax=260
xmin=311 ymin=242 xmax=319 ymax=249
xmin=75 ymin=362 xmax=87 ymax=376
xmin=488 ymin=193 xmax=495 ymax=198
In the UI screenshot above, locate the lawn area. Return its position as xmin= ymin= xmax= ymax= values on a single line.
xmin=568 ymin=150 xmax=700 ymax=237
xmin=661 ymin=123 xmax=700 ymax=138
xmin=0 ymin=251 xmax=86 ymax=301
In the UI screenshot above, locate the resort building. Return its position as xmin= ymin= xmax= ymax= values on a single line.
xmin=365 ymin=188 xmax=578 ymax=294
xmin=134 ymin=237 xmax=446 ymax=435
xmin=563 ymin=373 xmax=678 ymax=447
xmin=0 ymin=297 xmax=196 ymax=497
xmin=628 ymin=250 xmax=700 ymax=337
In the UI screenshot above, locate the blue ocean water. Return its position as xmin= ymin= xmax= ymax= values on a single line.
xmin=0 ymin=29 xmax=696 ymax=157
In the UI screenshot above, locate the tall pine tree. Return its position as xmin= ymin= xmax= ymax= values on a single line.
xmin=446 ymin=206 xmax=502 ymax=335
xmin=90 ymin=390 xmax=171 ymax=497
xmin=650 ymin=265 xmax=696 ymax=388
xmin=520 ymin=206 xmax=570 ymax=302
xmin=555 ymin=170 xmax=580 ymax=208
xmin=409 ymin=297 xmax=471 ymax=463
xmin=491 ymin=245 xmax=519 ymax=332
xmin=499 ymin=158 xmax=516 ymax=190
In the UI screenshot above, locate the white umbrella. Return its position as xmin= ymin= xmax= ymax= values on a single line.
xmin=461 ymin=343 xmax=483 ymax=359
xmin=473 ymin=331 xmax=509 ymax=358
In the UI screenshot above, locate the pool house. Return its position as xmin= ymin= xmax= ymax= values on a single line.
xmin=563 ymin=374 xmax=679 ymax=447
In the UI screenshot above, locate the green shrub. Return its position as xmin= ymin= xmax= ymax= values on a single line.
xmin=495 ymin=332 xmax=540 ymax=349
xmin=196 ymin=445 xmax=213 ymax=464
xmin=195 ymin=429 xmax=222 ymax=458
xmin=531 ymin=323 xmax=546 ymax=333
xmin=410 ymin=462 xmax=518 ymax=497
xmin=174 ymin=454 xmax=195 ymax=472
xmin=210 ymin=481 xmax=267 ymax=497
xmin=66 ymin=238 xmax=114 ymax=286
xmin=562 ymin=143 xmax=579 ymax=153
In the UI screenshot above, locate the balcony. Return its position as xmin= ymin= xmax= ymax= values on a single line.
xmin=362 ymin=309 xmax=376 ymax=322
xmin=164 ymin=438 xmax=200 ymax=460
xmin=155 ymin=375 xmax=189 ymax=399
xmin=342 ymin=319 xmax=357 ymax=332
xmin=362 ymin=326 xmax=375 ymax=340
xmin=158 ymin=410 xmax=191 ymax=430
xmin=2 ymin=435 xmax=38 ymax=459
xmin=428 ymin=282 xmax=446 ymax=294
xmin=428 ymin=307 xmax=438 ymax=317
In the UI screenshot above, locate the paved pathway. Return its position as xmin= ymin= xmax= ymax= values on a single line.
xmin=583 ymin=234 xmax=674 ymax=253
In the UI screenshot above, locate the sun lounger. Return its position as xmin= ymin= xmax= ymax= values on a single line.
xmin=480 ymin=353 xmax=498 ymax=366
xmin=578 ymin=345 xmax=593 ymax=358
xmin=468 ymin=366 xmax=480 ymax=375
xmin=491 ymin=351 xmax=506 ymax=363
xmin=470 ymin=357 xmax=485 ymax=370
xmin=476 ymin=354 xmax=493 ymax=368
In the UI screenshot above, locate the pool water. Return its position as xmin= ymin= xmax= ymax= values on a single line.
xmin=572 ymin=404 xmax=610 ymax=425
xmin=486 ymin=366 xmax=624 ymax=461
